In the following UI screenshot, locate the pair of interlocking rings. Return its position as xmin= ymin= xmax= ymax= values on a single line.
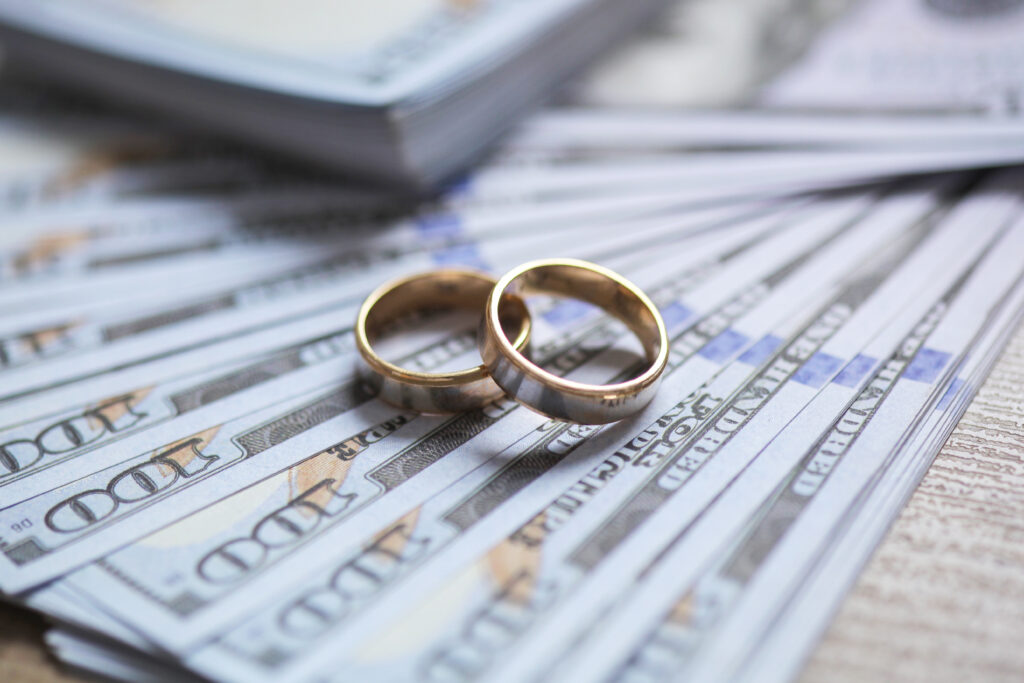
xmin=355 ymin=259 xmax=668 ymax=425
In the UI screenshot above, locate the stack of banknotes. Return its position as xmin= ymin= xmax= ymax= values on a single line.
xmin=3 ymin=0 xmax=1024 ymax=681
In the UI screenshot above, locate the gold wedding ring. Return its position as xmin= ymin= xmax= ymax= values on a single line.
xmin=480 ymin=258 xmax=668 ymax=424
xmin=356 ymin=269 xmax=531 ymax=413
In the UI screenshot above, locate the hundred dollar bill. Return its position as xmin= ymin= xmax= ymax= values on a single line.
xmin=0 ymin=249 xmax=392 ymax=391
xmin=9 ymin=131 xmax=895 ymax=288
xmin=763 ymin=0 xmax=1024 ymax=111
xmin=0 ymin=150 xmax=728 ymax=281
xmin=0 ymin=97 xmax=296 ymax=210
xmin=739 ymin=276 xmax=1024 ymax=683
xmin=482 ymin=174 xmax=1024 ymax=683
xmin=0 ymin=219 xmax=458 ymax=367
xmin=509 ymin=109 xmax=1024 ymax=154
xmin=244 ymin=182 xmax=972 ymax=683
xmin=0 ymin=188 xmax=407 ymax=282
xmin=0 ymin=205 xmax=757 ymax=416
xmin=0 ymin=273 xmax=652 ymax=595
xmin=0 ymin=204 xmax=778 ymax=593
xmin=0 ymin=311 xmax=481 ymax=514
xmin=533 ymin=172 xmax=1024 ymax=683
xmin=148 ymin=190 xmax=905 ymax=678
xmin=58 ymin=313 xmax=651 ymax=651
xmin=0 ymin=98 xmax=393 ymax=217
xmin=0 ymin=201 xmax=444 ymax=311
xmin=23 ymin=279 xmax=695 ymax=653
xmin=58 ymin=282 xmax=1008 ymax=683
xmin=0 ymin=179 xmax=777 ymax=323
xmin=0 ymin=212 xmax=740 ymax=496
xmin=0 ymin=191 xmax=779 ymax=346
xmin=0 ymin=202 xmax=779 ymax=491
xmin=0 ymin=121 xmax=823 ymax=282
xmin=0 ymin=214 xmax=340 ymax=286
xmin=0 ymin=136 xmax=333 ymax=218
xmin=0 ymin=235 xmax=362 ymax=315
xmin=0 ymin=148 xmax=753 ymax=282
xmin=44 ymin=205 xmax=807 ymax=644
xmin=572 ymin=0 xmax=848 ymax=108
xmin=49 ymin=197 xmax=842 ymax=653
xmin=0 ymin=204 xmax=715 ymax=399
xmin=0 ymin=322 xmax=480 ymax=593
xmin=0 ymin=172 xmax=411 ymax=252
xmin=0 ymin=305 xmax=363 ymax=436
xmin=0 ymin=171 xmax=520 ymax=285
xmin=0 ymin=315 xmax=355 ymax=490
xmin=730 ymin=308 xmax=1024 ymax=683
xmin=663 ymin=209 xmax=1024 ymax=683
xmin=34 ymin=151 xmax=284 ymax=205
xmin=465 ymin=145 xmax=1024 ymax=201
xmin=0 ymin=109 xmax=168 ymax=214
xmin=1 ymin=126 xmax=816 ymax=265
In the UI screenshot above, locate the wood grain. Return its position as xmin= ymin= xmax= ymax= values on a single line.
xmin=802 ymin=319 xmax=1024 ymax=683
xmin=0 ymin=602 xmax=76 ymax=682
xmin=2 ymin=322 xmax=1023 ymax=682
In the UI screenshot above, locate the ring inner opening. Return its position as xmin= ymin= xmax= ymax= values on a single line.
xmin=511 ymin=268 xmax=659 ymax=384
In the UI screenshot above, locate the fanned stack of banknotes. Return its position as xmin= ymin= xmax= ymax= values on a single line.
xmin=3 ymin=1 xmax=1024 ymax=681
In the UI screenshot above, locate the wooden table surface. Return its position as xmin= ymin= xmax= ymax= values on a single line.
xmin=3 ymin=322 xmax=1023 ymax=683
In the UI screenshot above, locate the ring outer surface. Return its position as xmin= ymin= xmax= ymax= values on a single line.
xmin=356 ymin=269 xmax=531 ymax=414
xmin=480 ymin=258 xmax=668 ymax=425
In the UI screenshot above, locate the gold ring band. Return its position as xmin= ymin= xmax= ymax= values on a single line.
xmin=480 ymin=258 xmax=668 ymax=425
xmin=356 ymin=269 xmax=532 ymax=413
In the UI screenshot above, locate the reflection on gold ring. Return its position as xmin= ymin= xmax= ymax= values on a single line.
xmin=356 ymin=269 xmax=531 ymax=413
xmin=480 ymin=258 xmax=667 ymax=425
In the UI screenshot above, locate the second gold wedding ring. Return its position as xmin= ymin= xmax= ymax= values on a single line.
xmin=356 ymin=269 xmax=531 ymax=413
xmin=480 ymin=258 xmax=669 ymax=425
